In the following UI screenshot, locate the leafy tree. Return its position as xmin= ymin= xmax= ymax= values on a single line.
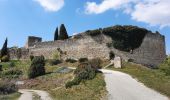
xmin=0 ymin=38 xmax=9 ymax=61
xmin=58 ymin=24 xmax=68 ymax=40
xmin=28 ymin=55 xmax=45 ymax=78
xmin=54 ymin=27 xmax=58 ymax=41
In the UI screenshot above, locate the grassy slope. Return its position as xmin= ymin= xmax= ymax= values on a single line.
xmin=0 ymin=60 xmax=107 ymax=100
xmin=108 ymin=62 xmax=170 ymax=98
xmin=0 ymin=92 xmax=21 ymax=100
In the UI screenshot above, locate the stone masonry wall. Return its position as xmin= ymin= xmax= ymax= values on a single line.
xmin=9 ymin=31 xmax=166 ymax=67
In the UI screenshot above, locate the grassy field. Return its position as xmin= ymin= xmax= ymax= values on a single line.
xmin=108 ymin=62 xmax=170 ymax=98
xmin=0 ymin=92 xmax=21 ymax=100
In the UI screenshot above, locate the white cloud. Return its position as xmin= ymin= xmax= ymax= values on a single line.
xmin=131 ymin=0 xmax=170 ymax=27
xmin=34 ymin=0 xmax=64 ymax=12
xmin=85 ymin=0 xmax=170 ymax=28
xmin=85 ymin=0 xmax=135 ymax=14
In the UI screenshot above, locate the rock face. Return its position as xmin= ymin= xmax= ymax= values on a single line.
xmin=113 ymin=57 xmax=121 ymax=68
xmin=8 ymin=26 xmax=166 ymax=67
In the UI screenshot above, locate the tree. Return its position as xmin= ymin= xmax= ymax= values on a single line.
xmin=1 ymin=38 xmax=8 ymax=58
xmin=54 ymin=27 xmax=58 ymax=41
xmin=58 ymin=24 xmax=68 ymax=40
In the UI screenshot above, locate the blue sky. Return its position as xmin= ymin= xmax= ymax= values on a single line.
xmin=0 ymin=0 xmax=170 ymax=54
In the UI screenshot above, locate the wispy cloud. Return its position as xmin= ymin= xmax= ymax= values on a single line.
xmin=84 ymin=0 xmax=170 ymax=28
xmin=34 ymin=0 xmax=64 ymax=12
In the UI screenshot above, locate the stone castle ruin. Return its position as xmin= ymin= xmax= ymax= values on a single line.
xmin=8 ymin=25 xmax=166 ymax=67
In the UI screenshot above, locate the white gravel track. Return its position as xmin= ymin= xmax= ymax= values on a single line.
xmin=18 ymin=89 xmax=52 ymax=100
xmin=100 ymin=69 xmax=169 ymax=100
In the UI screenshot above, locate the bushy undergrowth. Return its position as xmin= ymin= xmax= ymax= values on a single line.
xmin=65 ymin=58 xmax=77 ymax=63
xmin=159 ymin=56 xmax=170 ymax=76
xmin=0 ymin=68 xmax=22 ymax=79
xmin=1 ymin=55 xmax=9 ymax=62
xmin=65 ymin=63 xmax=96 ymax=88
xmin=0 ymin=81 xmax=18 ymax=95
xmin=28 ymin=56 xmax=45 ymax=79
xmin=78 ymin=58 xmax=88 ymax=63
xmin=86 ymin=25 xmax=148 ymax=52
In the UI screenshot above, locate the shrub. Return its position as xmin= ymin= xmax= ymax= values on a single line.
xmin=159 ymin=57 xmax=170 ymax=76
xmin=0 ymin=81 xmax=18 ymax=95
xmin=65 ymin=77 xmax=81 ymax=88
xmin=78 ymin=58 xmax=88 ymax=63
xmin=88 ymin=58 xmax=102 ymax=70
xmin=9 ymin=62 xmax=15 ymax=67
xmin=74 ymin=63 xmax=96 ymax=80
xmin=65 ymin=58 xmax=77 ymax=63
xmin=1 ymin=68 xmax=23 ymax=78
xmin=65 ymin=63 xmax=96 ymax=88
xmin=109 ymin=51 xmax=115 ymax=60
xmin=28 ymin=56 xmax=45 ymax=79
xmin=30 ymin=55 xmax=34 ymax=61
xmin=1 ymin=55 xmax=9 ymax=62
xmin=103 ymin=25 xmax=148 ymax=52
xmin=48 ymin=59 xmax=61 ymax=66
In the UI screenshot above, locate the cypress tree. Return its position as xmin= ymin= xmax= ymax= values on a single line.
xmin=58 ymin=24 xmax=68 ymax=40
xmin=1 ymin=38 xmax=8 ymax=57
xmin=54 ymin=27 xmax=58 ymax=41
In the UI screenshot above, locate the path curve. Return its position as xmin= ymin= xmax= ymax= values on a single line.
xmin=99 ymin=69 xmax=169 ymax=100
xmin=18 ymin=89 xmax=52 ymax=100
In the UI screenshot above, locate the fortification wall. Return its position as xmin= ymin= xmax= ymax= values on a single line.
xmin=112 ymin=33 xmax=166 ymax=67
xmin=9 ymin=31 xmax=166 ymax=67
xmin=29 ymin=34 xmax=111 ymax=60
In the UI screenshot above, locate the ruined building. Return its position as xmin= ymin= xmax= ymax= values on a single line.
xmin=8 ymin=25 xmax=166 ymax=67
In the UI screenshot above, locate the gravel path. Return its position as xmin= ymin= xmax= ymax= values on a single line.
xmin=18 ymin=89 xmax=52 ymax=100
xmin=100 ymin=69 xmax=169 ymax=100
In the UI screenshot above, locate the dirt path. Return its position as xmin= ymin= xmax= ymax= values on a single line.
xmin=18 ymin=89 xmax=52 ymax=100
xmin=100 ymin=69 xmax=169 ymax=100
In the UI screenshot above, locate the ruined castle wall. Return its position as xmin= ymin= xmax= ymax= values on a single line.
xmin=112 ymin=33 xmax=166 ymax=67
xmin=29 ymin=34 xmax=111 ymax=60
xmin=9 ymin=48 xmax=29 ymax=60
xmin=9 ymin=32 xmax=166 ymax=67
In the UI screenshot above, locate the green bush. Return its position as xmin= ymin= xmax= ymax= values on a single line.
xmin=74 ymin=63 xmax=96 ymax=80
xmin=0 ymin=81 xmax=18 ymax=95
xmin=86 ymin=29 xmax=101 ymax=36
xmin=9 ymin=62 xmax=15 ymax=67
xmin=159 ymin=57 xmax=170 ymax=76
xmin=88 ymin=58 xmax=102 ymax=70
xmin=48 ymin=59 xmax=61 ymax=66
xmin=28 ymin=56 xmax=45 ymax=79
xmin=65 ymin=58 xmax=77 ymax=63
xmin=65 ymin=63 xmax=96 ymax=88
xmin=78 ymin=58 xmax=88 ymax=63
xmin=1 ymin=55 xmax=9 ymax=62
xmin=1 ymin=68 xmax=23 ymax=78
xmin=65 ymin=77 xmax=81 ymax=88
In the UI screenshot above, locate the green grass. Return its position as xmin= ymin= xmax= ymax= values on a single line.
xmin=49 ymin=73 xmax=107 ymax=100
xmin=0 ymin=60 xmax=107 ymax=100
xmin=108 ymin=62 xmax=170 ymax=98
xmin=0 ymin=92 xmax=21 ymax=100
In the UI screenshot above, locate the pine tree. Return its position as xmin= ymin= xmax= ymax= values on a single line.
xmin=1 ymin=38 xmax=8 ymax=57
xmin=54 ymin=27 xmax=58 ymax=41
xmin=58 ymin=24 xmax=68 ymax=40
